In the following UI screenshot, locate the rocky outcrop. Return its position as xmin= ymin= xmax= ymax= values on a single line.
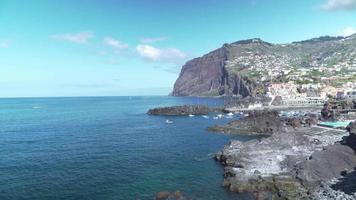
xmin=295 ymin=144 xmax=356 ymax=188
xmin=208 ymin=110 xmax=284 ymax=136
xmin=215 ymin=129 xmax=315 ymax=199
xmin=310 ymin=121 xmax=356 ymax=199
xmin=154 ymin=191 xmax=190 ymax=200
xmin=215 ymin=119 xmax=356 ymax=199
xmin=345 ymin=121 xmax=356 ymax=151
xmin=208 ymin=110 xmax=318 ymax=136
xmin=147 ymin=105 xmax=216 ymax=116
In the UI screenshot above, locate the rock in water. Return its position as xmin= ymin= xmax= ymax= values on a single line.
xmin=154 ymin=191 xmax=189 ymax=200
xmin=209 ymin=110 xmax=319 ymax=136
xmin=147 ymin=105 xmax=213 ymax=116
xmin=208 ymin=110 xmax=289 ymax=135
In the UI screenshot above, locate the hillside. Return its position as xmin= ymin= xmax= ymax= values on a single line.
xmin=172 ymin=34 xmax=356 ymax=97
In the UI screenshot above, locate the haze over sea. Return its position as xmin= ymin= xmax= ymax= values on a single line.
xmin=0 ymin=96 xmax=255 ymax=200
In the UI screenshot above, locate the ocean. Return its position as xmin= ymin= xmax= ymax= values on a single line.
xmin=0 ymin=96 xmax=254 ymax=200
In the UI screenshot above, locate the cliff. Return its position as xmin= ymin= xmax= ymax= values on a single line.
xmin=171 ymin=43 xmax=261 ymax=97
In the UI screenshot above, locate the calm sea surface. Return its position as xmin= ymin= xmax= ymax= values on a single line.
xmin=0 ymin=96 xmax=254 ymax=200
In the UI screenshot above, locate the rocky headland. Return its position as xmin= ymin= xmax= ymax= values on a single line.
xmin=147 ymin=105 xmax=221 ymax=116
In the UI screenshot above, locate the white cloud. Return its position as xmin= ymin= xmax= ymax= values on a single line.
xmin=141 ymin=36 xmax=168 ymax=43
xmin=321 ymin=0 xmax=356 ymax=11
xmin=50 ymin=31 xmax=94 ymax=44
xmin=104 ymin=37 xmax=128 ymax=49
xmin=136 ymin=45 xmax=161 ymax=60
xmin=337 ymin=26 xmax=356 ymax=36
xmin=136 ymin=44 xmax=186 ymax=63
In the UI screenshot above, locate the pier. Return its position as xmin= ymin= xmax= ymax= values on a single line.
xmin=280 ymin=97 xmax=326 ymax=106
xmin=225 ymin=97 xmax=326 ymax=112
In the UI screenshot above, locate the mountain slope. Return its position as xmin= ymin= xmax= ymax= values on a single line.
xmin=172 ymin=34 xmax=356 ymax=97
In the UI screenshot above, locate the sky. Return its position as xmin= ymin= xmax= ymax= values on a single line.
xmin=0 ymin=0 xmax=356 ymax=97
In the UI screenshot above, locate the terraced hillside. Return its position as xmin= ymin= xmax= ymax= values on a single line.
xmin=172 ymin=34 xmax=356 ymax=96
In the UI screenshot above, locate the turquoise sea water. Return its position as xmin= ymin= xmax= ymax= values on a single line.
xmin=0 ymin=96 xmax=254 ymax=200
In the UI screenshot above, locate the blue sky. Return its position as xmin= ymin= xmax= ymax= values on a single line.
xmin=0 ymin=0 xmax=355 ymax=97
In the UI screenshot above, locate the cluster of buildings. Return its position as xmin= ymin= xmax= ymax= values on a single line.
xmin=223 ymin=40 xmax=356 ymax=106
xmin=225 ymin=43 xmax=355 ymax=87
xmin=267 ymin=82 xmax=305 ymax=99
xmin=225 ymin=51 xmax=297 ymax=80
xmin=266 ymin=81 xmax=356 ymax=106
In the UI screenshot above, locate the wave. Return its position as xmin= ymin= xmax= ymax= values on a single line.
xmin=194 ymin=153 xmax=215 ymax=162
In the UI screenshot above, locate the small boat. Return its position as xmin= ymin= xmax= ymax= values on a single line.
xmin=188 ymin=114 xmax=195 ymax=117
xmin=213 ymin=117 xmax=219 ymax=120
xmin=202 ymin=115 xmax=209 ymax=119
xmin=217 ymin=114 xmax=223 ymax=118
xmin=227 ymin=112 xmax=234 ymax=116
xmin=165 ymin=120 xmax=173 ymax=124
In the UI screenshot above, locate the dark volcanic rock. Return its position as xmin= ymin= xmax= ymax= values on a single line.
xmin=344 ymin=121 xmax=356 ymax=151
xmin=214 ymin=130 xmax=316 ymax=199
xmin=154 ymin=191 xmax=190 ymax=200
xmin=208 ymin=110 xmax=287 ymax=135
xmin=331 ymin=170 xmax=356 ymax=195
xmin=215 ymin=120 xmax=356 ymax=199
xmin=321 ymin=102 xmax=337 ymax=121
xmin=147 ymin=105 xmax=214 ymax=116
xmin=316 ymin=121 xmax=356 ymax=198
xmin=208 ymin=110 xmax=318 ymax=136
xmin=295 ymin=144 xmax=356 ymax=189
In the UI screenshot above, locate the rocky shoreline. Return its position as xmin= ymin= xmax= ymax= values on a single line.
xmin=208 ymin=110 xmax=318 ymax=136
xmin=214 ymin=113 xmax=356 ymax=200
xmin=147 ymin=104 xmax=356 ymax=199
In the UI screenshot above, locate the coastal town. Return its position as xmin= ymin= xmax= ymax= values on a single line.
xmin=221 ymin=36 xmax=356 ymax=108
xmin=266 ymin=81 xmax=356 ymax=106
xmin=217 ymin=37 xmax=356 ymax=109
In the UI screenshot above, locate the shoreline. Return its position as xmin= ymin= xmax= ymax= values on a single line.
xmin=224 ymin=105 xmax=324 ymax=112
xmin=147 ymin=102 xmax=356 ymax=199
